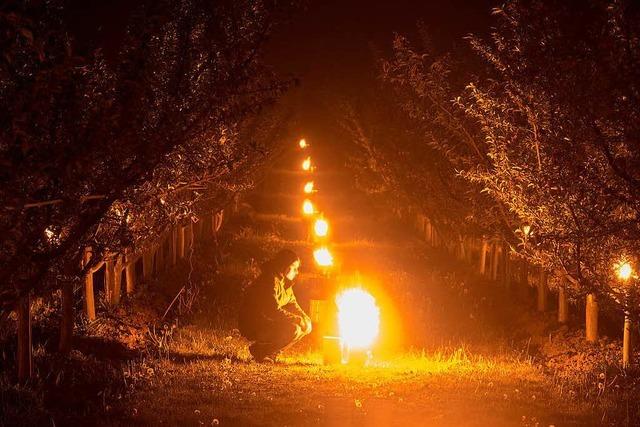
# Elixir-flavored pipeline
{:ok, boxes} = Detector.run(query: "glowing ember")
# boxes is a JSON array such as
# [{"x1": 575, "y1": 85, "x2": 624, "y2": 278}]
[
  {"x1": 313, "y1": 247, "x2": 333, "y2": 267},
  {"x1": 299, "y1": 139, "x2": 307, "y2": 148},
  {"x1": 336, "y1": 288, "x2": 380, "y2": 350},
  {"x1": 616, "y1": 260, "x2": 633, "y2": 281},
  {"x1": 302, "y1": 199, "x2": 315, "y2": 215},
  {"x1": 302, "y1": 156, "x2": 311, "y2": 171},
  {"x1": 314, "y1": 217, "x2": 329, "y2": 237},
  {"x1": 304, "y1": 181, "x2": 314, "y2": 194}
]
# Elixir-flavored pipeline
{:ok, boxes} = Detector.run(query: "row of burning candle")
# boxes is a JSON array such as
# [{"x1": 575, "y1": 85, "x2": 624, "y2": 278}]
[
  {"x1": 298, "y1": 139, "x2": 334, "y2": 268},
  {"x1": 297, "y1": 138, "x2": 380, "y2": 356}
]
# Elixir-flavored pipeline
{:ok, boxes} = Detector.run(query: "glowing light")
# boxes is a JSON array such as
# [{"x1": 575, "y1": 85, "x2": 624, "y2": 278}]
[
  {"x1": 336, "y1": 288, "x2": 380, "y2": 349},
  {"x1": 314, "y1": 218, "x2": 329, "y2": 237},
  {"x1": 313, "y1": 247, "x2": 333, "y2": 267},
  {"x1": 302, "y1": 199, "x2": 315, "y2": 215},
  {"x1": 304, "y1": 181, "x2": 314, "y2": 194},
  {"x1": 299, "y1": 139, "x2": 307, "y2": 149},
  {"x1": 522, "y1": 224, "x2": 531, "y2": 237},
  {"x1": 616, "y1": 260, "x2": 633, "y2": 281},
  {"x1": 302, "y1": 156, "x2": 311, "y2": 171}
]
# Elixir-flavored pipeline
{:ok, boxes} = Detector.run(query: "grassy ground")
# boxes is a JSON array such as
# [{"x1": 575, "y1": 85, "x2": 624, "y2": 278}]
[{"x1": 3, "y1": 148, "x2": 639, "y2": 426}]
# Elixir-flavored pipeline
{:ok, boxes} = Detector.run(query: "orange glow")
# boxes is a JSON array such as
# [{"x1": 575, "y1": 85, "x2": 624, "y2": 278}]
[
  {"x1": 302, "y1": 156, "x2": 311, "y2": 171},
  {"x1": 299, "y1": 139, "x2": 307, "y2": 148},
  {"x1": 304, "y1": 181, "x2": 314, "y2": 194},
  {"x1": 336, "y1": 288, "x2": 380, "y2": 350},
  {"x1": 313, "y1": 247, "x2": 333, "y2": 267},
  {"x1": 302, "y1": 199, "x2": 315, "y2": 215},
  {"x1": 314, "y1": 217, "x2": 329, "y2": 237}
]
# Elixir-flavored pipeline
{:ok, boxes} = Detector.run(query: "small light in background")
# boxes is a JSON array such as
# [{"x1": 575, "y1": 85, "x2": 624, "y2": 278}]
[
  {"x1": 616, "y1": 259, "x2": 633, "y2": 281},
  {"x1": 299, "y1": 139, "x2": 307, "y2": 149}
]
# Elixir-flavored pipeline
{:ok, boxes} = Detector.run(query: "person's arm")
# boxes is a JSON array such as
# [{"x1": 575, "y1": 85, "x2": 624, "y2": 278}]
[
  {"x1": 263, "y1": 277, "x2": 303, "y2": 324},
  {"x1": 284, "y1": 292, "x2": 312, "y2": 333}
]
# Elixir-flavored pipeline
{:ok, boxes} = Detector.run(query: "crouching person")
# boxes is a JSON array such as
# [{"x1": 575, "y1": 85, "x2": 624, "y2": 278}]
[{"x1": 239, "y1": 249, "x2": 312, "y2": 362}]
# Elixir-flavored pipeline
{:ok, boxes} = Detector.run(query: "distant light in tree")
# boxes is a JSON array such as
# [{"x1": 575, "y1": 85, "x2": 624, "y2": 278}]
[
  {"x1": 44, "y1": 227, "x2": 55, "y2": 243},
  {"x1": 302, "y1": 156, "x2": 312, "y2": 171},
  {"x1": 616, "y1": 260, "x2": 633, "y2": 281},
  {"x1": 304, "y1": 181, "x2": 314, "y2": 194},
  {"x1": 313, "y1": 247, "x2": 333, "y2": 267},
  {"x1": 314, "y1": 217, "x2": 329, "y2": 237},
  {"x1": 299, "y1": 139, "x2": 307, "y2": 149},
  {"x1": 302, "y1": 199, "x2": 315, "y2": 215},
  {"x1": 522, "y1": 224, "x2": 531, "y2": 237}
]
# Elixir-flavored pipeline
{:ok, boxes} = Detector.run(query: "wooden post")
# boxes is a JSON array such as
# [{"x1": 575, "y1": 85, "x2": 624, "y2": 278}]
[
  {"x1": 83, "y1": 249, "x2": 96, "y2": 321},
  {"x1": 479, "y1": 238, "x2": 488, "y2": 275},
  {"x1": 537, "y1": 269, "x2": 547, "y2": 312},
  {"x1": 142, "y1": 249, "x2": 153, "y2": 281},
  {"x1": 105, "y1": 259, "x2": 115, "y2": 304},
  {"x1": 558, "y1": 286, "x2": 568, "y2": 323},
  {"x1": 59, "y1": 280, "x2": 74, "y2": 354},
  {"x1": 623, "y1": 313, "x2": 632, "y2": 368},
  {"x1": 125, "y1": 255, "x2": 136, "y2": 295},
  {"x1": 17, "y1": 294, "x2": 32, "y2": 382},
  {"x1": 172, "y1": 226, "x2": 178, "y2": 265},
  {"x1": 586, "y1": 293, "x2": 598, "y2": 342},
  {"x1": 178, "y1": 224, "x2": 186, "y2": 259},
  {"x1": 491, "y1": 242, "x2": 500, "y2": 280},
  {"x1": 112, "y1": 256, "x2": 122, "y2": 305}
]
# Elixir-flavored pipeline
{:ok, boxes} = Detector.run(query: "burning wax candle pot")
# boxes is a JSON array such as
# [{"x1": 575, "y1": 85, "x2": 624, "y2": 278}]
[
  {"x1": 302, "y1": 156, "x2": 312, "y2": 171},
  {"x1": 313, "y1": 247, "x2": 333, "y2": 267},
  {"x1": 336, "y1": 288, "x2": 380, "y2": 351},
  {"x1": 299, "y1": 138, "x2": 307, "y2": 149},
  {"x1": 302, "y1": 199, "x2": 315, "y2": 215},
  {"x1": 314, "y1": 217, "x2": 329, "y2": 237},
  {"x1": 304, "y1": 181, "x2": 314, "y2": 194}
]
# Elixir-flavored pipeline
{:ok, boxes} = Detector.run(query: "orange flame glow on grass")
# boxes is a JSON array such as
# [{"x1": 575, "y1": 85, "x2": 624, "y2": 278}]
[
  {"x1": 304, "y1": 181, "x2": 314, "y2": 194},
  {"x1": 314, "y1": 217, "x2": 329, "y2": 237},
  {"x1": 302, "y1": 199, "x2": 315, "y2": 215},
  {"x1": 313, "y1": 247, "x2": 333, "y2": 267},
  {"x1": 302, "y1": 156, "x2": 311, "y2": 171},
  {"x1": 336, "y1": 288, "x2": 380, "y2": 350}
]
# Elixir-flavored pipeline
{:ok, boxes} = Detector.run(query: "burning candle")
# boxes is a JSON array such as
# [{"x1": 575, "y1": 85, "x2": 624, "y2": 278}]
[
  {"x1": 302, "y1": 156, "x2": 311, "y2": 171},
  {"x1": 302, "y1": 199, "x2": 315, "y2": 215},
  {"x1": 336, "y1": 288, "x2": 379, "y2": 350},
  {"x1": 313, "y1": 247, "x2": 333, "y2": 267},
  {"x1": 304, "y1": 181, "x2": 314, "y2": 194},
  {"x1": 314, "y1": 217, "x2": 329, "y2": 237}
]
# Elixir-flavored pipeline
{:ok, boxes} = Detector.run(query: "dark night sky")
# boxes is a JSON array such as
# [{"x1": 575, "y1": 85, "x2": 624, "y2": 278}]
[{"x1": 263, "y1": 0, "x2": 495, "y2": 141}]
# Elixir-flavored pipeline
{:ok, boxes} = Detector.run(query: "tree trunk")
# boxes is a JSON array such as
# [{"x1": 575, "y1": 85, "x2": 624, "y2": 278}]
[
  {"x1": 491, "y1": 243, "x2": 500, "y2": 281},
  {"x1": 623, "y1": 314, "x2": 632, "y2": 368},
  {"x1": 17, "y1": 295, "x2": 32, "y2": 382},
  {"x1": 59, "y1": 280, "x2": 74, "y2": 354},
  {"x1": 178, "y1": 224, "x2": 186, "y2": 259},
  {"x1": 83, "y1": 249, "x2": 96, "y2": 321},
  {"x1": 586, "y1": 293, "x2": 598, "y2": 342},
  {"x1": 172, "y1": 226, "x2": 178, "y2": 265},
  {"x1": 537, "y1": 269, "x2": 547, "y2": 312},
  {"x1": 502, "y1": 242, "x2": 511, "y2": 289},
  {"x1": 142, "y1": 249, "x2": 153, "y2": 281}
]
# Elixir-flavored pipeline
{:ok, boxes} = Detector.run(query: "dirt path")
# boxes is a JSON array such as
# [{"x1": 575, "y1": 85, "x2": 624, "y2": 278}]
[{"x1": 107, "y1": 145, "x2": 599, "y2": 426}]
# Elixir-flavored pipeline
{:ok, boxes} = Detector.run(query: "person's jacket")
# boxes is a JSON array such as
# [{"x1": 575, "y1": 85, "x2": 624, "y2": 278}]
[{"x1": 239, "y1": 271, "x2": 306, "y2": 328}]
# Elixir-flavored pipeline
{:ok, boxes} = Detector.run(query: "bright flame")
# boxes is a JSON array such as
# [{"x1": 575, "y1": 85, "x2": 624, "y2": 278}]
[
  {"x1": 299, "y1": 139, "x2": 307, "y2": 149},
  {"x1": 616, "y1": 260, "x2": 633, "y2": 281},
  {"x1": 304, "y1": 181, "x2": 314, "y2": 194},
  {"x1": 302, "y1": 156, "x2": 311, "y2": 171},
  {"x1": 302, "y1": 199, "x2": 315, "y2": 215},
  {"x1": 314, "y1": 218, "x2": 329, "y2": 237},
  {"x1": 336, "y1": 288, "x2": 380, "y2": 349},
  {"x1": 313, "y1": 247, "x2": 333, "y2": 267}
]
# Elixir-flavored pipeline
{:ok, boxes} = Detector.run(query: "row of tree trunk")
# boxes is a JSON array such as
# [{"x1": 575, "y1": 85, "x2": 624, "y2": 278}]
[
  {"x1": 409, "y1": 210, "x2": 632, "y2": 369},
  {"x1": 15, "y1": 210, "x2": 225, "y2": 382}
]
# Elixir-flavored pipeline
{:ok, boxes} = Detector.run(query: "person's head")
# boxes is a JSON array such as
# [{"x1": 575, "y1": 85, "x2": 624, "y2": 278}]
[{"x1": 264, "y1": 249, "x2": 300, "y2": 281}]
